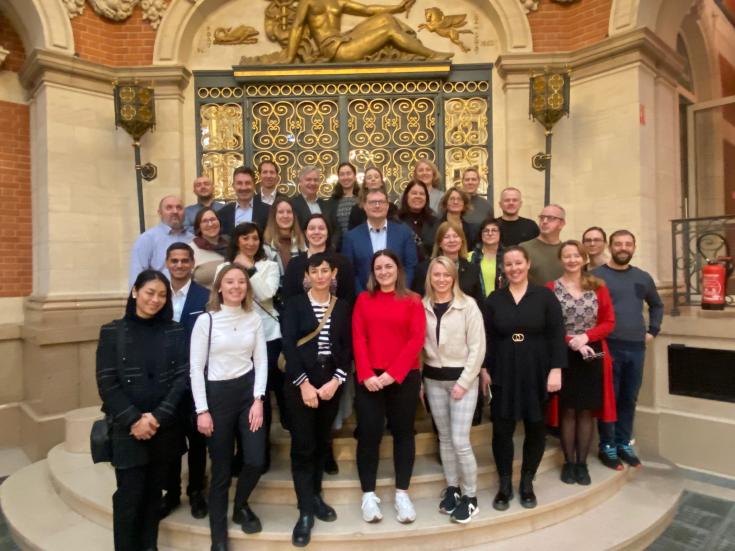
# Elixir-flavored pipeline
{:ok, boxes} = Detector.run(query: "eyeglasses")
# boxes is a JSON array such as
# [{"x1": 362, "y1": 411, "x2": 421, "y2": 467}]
[
  {"x1": 538, "y1": 214, "x2": 564, "y2": 222},
  {"x1": 367, "y1": 200, "x2": 388, "y2": 207},
  {"x1": 201, "y1": 218, "x2": 219, "y2": 225},
  {"x1": 583, "y1": 238, "x2": 604, "y2": 243},
  {"x1": 482, "y1": 228, "x2": 500, "y2": 234}
]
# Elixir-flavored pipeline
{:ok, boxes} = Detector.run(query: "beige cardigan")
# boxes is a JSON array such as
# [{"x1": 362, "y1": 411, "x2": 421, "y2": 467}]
[{"x1": 421, "y1": 293, "x2": 486, "y2": 390}]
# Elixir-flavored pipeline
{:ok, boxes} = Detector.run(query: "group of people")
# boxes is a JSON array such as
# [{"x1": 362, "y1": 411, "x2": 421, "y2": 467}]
[{"x1": 100, "y1": 160, "x2": 664, "y2": 551}]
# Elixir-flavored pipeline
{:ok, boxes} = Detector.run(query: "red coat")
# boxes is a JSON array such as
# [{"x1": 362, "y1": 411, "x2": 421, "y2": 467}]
[{"x1": 545, "y1": 282, "x2": 617, "y2": 424}]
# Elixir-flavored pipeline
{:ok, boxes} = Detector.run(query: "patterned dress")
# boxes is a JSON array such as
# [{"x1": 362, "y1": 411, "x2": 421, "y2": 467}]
[{"x1": 553, "y1": 280, "x2": 603, "y2": 410}]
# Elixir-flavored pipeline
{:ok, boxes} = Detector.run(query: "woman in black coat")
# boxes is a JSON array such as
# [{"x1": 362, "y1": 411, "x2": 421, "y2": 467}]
[
  {"x1": 397, "y1": 180, "x2": 439, "y2": 262},
  {"x1": 281, "y1": 253, "x2": 353, "y2": 546},
  {"x1": 484, "y1": 246, "x2": 566, "y2": 512},
  {"x1": 96, "y1": 270, "x2": 188, "y2": 551}
]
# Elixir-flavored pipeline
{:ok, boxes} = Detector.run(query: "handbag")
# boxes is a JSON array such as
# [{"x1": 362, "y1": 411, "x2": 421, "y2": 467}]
[
  {"x1": 90, "y1": 319, "x2": 126, "y2": 464},
  {"x1": 277, "y1": 296, "x2": 337, "y2": 372}
]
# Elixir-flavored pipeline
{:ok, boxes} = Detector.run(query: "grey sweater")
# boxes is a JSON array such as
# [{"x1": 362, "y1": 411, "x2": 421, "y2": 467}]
[{"x1": 592, "y1": 264, "x2": 664, "y2": 343}]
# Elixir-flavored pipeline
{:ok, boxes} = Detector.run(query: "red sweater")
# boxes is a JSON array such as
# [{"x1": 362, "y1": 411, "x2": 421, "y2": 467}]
[{"x1": 352, "y1": 290, "x2": 426, "y2": 384}]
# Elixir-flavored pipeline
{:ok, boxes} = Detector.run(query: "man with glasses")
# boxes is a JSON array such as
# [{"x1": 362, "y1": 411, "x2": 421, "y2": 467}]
[
  {"x1": 582, "y1": 226, "x2": 610, "y2": 268},
  {"x1": 342, "y1": 188, "x2": 417, "y2": 291},
  {"x1": 520, "y1": 204, "x2": 566, "y2": 285},
  {"x1": 495, "y1": 187, "x2": 539, "y2": 247}
]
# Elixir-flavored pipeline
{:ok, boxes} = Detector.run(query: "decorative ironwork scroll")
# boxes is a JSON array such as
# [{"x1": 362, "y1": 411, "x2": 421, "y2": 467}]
[
  {"x1": 202, "y1": 151, "x2": 244, "y2": 201},
  {"x1": 201, "y1": 103, "x2": 243, "y2": 152},
  {"x1": 444, "y1": 97, "x2": 489, "y2": 192}
]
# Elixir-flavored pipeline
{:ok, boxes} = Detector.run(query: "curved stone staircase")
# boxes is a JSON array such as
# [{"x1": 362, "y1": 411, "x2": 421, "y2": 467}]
[{"x1": 0, "y1": 407, "x2": 683, "y2": 550}]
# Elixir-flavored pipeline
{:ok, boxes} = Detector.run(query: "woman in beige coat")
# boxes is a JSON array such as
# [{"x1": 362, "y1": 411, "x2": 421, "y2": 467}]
[{"x1": 421, "y1": 256, "x2": 485, "y2": 525}]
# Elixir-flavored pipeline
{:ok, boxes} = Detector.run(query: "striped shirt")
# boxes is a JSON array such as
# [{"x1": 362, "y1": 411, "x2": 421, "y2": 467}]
[{"x1": 309, "y1": 295, "x2": 347, "y2": 384}]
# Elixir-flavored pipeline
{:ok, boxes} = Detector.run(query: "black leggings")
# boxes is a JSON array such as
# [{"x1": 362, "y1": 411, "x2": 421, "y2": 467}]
[
  {"x1": 355, "y1": 370, "x2": 421, "y2": 492},
  {"x1": 206, "y1": 373, "x2": 265, "y2": 545},
  {"x1": 491, "y1": 418, "x2": 546, "y2": 477}
]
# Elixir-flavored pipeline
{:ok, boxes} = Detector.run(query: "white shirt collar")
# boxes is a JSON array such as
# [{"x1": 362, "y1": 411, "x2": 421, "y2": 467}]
[
  {"x1": 368, "y1": 220, "x2": 388, "y2": 233},
  {"x1": 172, "y1": 279, "x2": 192, "y2": 298}
]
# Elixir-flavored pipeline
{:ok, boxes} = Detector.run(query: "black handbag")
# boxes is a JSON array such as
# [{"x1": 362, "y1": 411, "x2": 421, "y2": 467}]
[{"x1": 90, "y1": 319, "x2": 126, "y2": 464}]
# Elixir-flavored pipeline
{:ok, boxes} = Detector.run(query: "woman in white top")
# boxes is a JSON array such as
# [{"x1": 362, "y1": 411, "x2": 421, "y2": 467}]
[
  {"x1": 226, "y1": 222, "x2": 282, "y2": 472},
  {"x1": 190, "y1": 263, "x2": 268, "y2": 550},
  {"x1": 421, "y1": 256, "x2": 485, "y2": 524},
  {"x1": 190, "y1": 206, "x2": 229, "y2": 289}
]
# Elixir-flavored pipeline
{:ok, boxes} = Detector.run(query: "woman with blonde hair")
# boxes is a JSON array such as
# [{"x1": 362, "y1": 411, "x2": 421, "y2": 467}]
[
  {"x1": 421, "y1": 256, "x2": 485, "y2": 524},
  {"x1": 263, "y1": 196, "x2": 306, "y2": 280},
  {"x1": 190, "y1": 263, "x2": 268, "y2": 550},
  {"x1": 412, "y1": 158, "x2": 444, "y2": 213}
]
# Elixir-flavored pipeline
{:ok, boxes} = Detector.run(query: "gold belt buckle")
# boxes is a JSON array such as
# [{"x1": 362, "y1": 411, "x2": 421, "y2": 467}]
[{"x1": 512, "y1": 333, "x2": 525, "y2": 343}]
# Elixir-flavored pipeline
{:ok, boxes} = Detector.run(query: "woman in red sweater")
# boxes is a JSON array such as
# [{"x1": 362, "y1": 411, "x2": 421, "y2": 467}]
[
  {"x1": 546, "y1": 240, "x2": 616, "y2": 486},
  {"x1": 352, "y1": 249, "x2": 426, "y2": 525}
]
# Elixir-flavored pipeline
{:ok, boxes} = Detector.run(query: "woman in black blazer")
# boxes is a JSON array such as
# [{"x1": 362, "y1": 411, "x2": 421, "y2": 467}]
[
  {"x1": 96, "y1": 270, "x2": 188, "y2": 551},
  {"x1": 281, "y1": 252, "x2": 353, "y2": 547}
]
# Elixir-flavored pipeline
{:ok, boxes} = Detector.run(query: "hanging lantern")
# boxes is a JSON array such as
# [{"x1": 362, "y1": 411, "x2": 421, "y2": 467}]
[
  {"x1": 528, "y1": 69, "x2": 571, "y2": 131},
  {"x1": 113, "y1": 81, "x2": 156, "y2": 141}
]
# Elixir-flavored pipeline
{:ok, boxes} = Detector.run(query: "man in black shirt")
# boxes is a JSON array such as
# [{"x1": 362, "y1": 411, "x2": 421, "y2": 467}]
[{"x1": 495, "y1": 187, "x2": 540, "y2": 247}]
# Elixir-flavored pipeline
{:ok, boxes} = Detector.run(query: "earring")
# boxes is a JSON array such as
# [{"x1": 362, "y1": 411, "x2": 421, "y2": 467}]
[{"x1": 132, "y1": 294, "x2": 138, "y2": 299}]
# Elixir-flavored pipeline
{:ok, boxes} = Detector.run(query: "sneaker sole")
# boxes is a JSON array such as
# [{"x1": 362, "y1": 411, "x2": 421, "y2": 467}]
[
  {"x1": 396, "y1": 516, "x2": 416, "y2": 524},
  {"x1": 450, "y1": 507, "x2": 479, "y2": 524},
  {"x1": 362, "y1": 514, "x2": 382, "y2": 523},
  {"x1": 438, "y1": 507, "x2": 456, "y2": 515}
]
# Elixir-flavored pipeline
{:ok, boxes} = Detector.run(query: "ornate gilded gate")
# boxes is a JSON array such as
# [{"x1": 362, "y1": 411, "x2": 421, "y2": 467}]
[{"x1": 195, "y1": 65, "x2": 492, "y2": 201}]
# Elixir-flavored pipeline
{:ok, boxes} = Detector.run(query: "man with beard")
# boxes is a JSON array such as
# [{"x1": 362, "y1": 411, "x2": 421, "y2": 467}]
[
  {"x1": 592, "y1": 230, "x2": 663, "y2": 470},
  {"x1": 183, "y1": 176, "x2": 224, "y2": 233},
  {"x1": 129, "y1": 195, "x2": 193, "y2": 288}
]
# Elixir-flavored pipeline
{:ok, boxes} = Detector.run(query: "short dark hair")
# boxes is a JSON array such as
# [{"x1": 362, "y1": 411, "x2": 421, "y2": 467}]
[
  {"x1": 166, "y1": 242, "x2": 194, "y2": 260},
  {"x1": 305, "y1": 251, "x2": 336, "y2": 273},
  {"x1": 583, "y1": 226, "x2": 607, "y2": 242},
  {"x1": 233, "y1": 166, "x2": 256, "y2": 181},
  {"x1": 126, "y1": 270, "x2": 173, "y2": 321},
  {"x1": 502, "y1": 245, "x2": 529, "y2": 262},
  {"x1": 365, "y1": 187, "x2": 388, "y2": 202},
  {"x1": 227, "y1": 222, "x2": 266, "y2": 262},
  {"x1": 477, "y1": 217, "x2": 502, "y2": 246},
  {"x1": 609, "y1": 229, "x2": 636, "y2": 246},
  {"x1": 258, "y1": 159, "x2": 279, "y2": 174}
]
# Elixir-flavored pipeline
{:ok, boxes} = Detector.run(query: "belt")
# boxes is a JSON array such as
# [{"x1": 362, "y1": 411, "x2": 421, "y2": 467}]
[{"x1": 511, "y1": 333, "x2": 525, "y2": 343}]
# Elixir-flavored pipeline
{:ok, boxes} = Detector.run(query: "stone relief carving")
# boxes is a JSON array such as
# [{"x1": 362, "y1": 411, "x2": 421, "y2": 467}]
[
  {"x1": 61, "y1": 0, "x2": 170, "y2": 29},
  {"x1": 520, "y1": 0, "x2": 539, "y2": 14},
  {"x1": 213, "y1": 25, "x2": 260, "y2": 45},
  {"x1": 0, "y1": 46, "x2": 9, "y2": 68},
  {"x1": 418, "y1": 8, "x2": 472, "y2": 53}
]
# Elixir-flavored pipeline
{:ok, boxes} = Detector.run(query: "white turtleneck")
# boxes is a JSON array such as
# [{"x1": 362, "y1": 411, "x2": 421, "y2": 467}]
[{"x1": 189, "y1": 304, "x2": 268, "y2": 413}]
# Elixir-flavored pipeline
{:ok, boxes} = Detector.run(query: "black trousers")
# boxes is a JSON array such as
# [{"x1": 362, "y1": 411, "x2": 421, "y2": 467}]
[
  {"x1": 491, "y1": 418, "x2": 546, "y2": 477},
  {"x1": 206, "y1": 372, "x2": 266, "y2": 545},
  {"x1": 355, "y1": 369, "x2": 421, "y2": 492},
  {"x1": 165, "y1": 397, "x2": 207, "y2": 498},
  {"x1": 263, "y1": 339, "x2": 289, "y2": 431},
  {"x1": 284, "y1": 381, "x2": 343, "y2": 513},
  {"x1": 113, "y1": 459, "x2": 172, "y2": 551}
]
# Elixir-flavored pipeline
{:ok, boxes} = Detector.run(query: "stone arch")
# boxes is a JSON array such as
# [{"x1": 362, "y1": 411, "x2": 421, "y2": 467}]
[
  {"x1": 678, "y1": 9, "x2": 718, "y2": 101},
  {"x1": 609, "y1": 0, "x2": 701, "y2": 50},
  {"x1": 0, "y1": 0, "x2": 74, "y2": 55},
  {"x1": 153, "y1": 0, "x2": 532, "y2": 66}
]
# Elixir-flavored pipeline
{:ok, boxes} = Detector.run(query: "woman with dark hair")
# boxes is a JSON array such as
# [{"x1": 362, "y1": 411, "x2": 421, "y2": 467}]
[
  {"x1": 329, "y1": 162, "x2": 360, "y2": 236},
  {"x1": 191, "y1": 206, "x2": 229, "y2": 288},
  {"x1": 468, "y1": 218, "x2": 505, "y2": 298},
  {"x1": 227, "y1": 223, "x2": 282, "y2": 468},
  {"x1": 347, "y1": 167, "x2": 398, "y2": 230},
  {"x1": 190, "y1": 263, "x2": 268, "y2": 550},
  {"x1": 352, "y1": 250, "x2": 426, "y2": 524},
  {"x1": 546, "y1": 240, "x2": 616, "y2": 486},
  {"x1": 412, "y1": 158, "x2": 444, "y2": 213},
  {"x1": 96, "y1": 270, "x2": 189, "y2": 551},
  {"x1": 281, "y1": 252, "x2": 353, "y2": 546},
  {"x1": 484, "y1": 246, "x2": 566, "y2": 511},
  {"x1": 262, "y1": 196, "x2": 306, "y2": 279},
  {"x1": 439, "y1": 186, "x2": 479, "y2": 249},
  {"x1": 398, "y1": 180, "x2": 439, "y2": 262}
]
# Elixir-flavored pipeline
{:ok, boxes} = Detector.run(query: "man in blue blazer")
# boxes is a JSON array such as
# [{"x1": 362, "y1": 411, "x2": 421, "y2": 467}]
[
  {"x1": 341, "y1": 188, "x2": 417, "y2": 292},
  {"x1": 217, "y1": 166, "x2": 270, "y2": 236},
  {"x1": 161, "y1": 243, "x2": 210, "y2": 520}
]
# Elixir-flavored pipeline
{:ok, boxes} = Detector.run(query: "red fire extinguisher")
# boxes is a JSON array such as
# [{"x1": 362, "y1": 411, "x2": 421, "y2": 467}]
[{"x1": 698, "y1": 233, "x2": 733, "y2": 310}]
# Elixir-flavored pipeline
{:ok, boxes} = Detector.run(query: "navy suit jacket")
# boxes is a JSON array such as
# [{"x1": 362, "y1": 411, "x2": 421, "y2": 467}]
[
  {"x1": 341, "y1": 220, "x2": 418, "y2": 293},
  {"x1": 180, "y1": 281, "x2": 210, "y2": 344},
  {"x1": 217, "y1": 197, "x2": 270, "y2": 238}
]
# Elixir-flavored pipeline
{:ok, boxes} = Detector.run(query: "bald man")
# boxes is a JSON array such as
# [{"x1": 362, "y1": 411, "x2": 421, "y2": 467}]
[
  {"x1": 128, "y1": 195, "x2": 194, "y2": 288},
  {"x1": 183, "y1": 176, "x2": 224, "y2": 232}
]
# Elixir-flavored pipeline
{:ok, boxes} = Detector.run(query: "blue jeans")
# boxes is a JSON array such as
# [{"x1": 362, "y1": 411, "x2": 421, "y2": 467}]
[{"x1": 598, "y1": 340, "x2": 646, "y2": 449}]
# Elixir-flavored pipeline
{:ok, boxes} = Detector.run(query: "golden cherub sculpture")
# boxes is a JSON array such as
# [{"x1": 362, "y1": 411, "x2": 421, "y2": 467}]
[{"x1": 418, "y1": 7, "x2": 471, "y2": 53}]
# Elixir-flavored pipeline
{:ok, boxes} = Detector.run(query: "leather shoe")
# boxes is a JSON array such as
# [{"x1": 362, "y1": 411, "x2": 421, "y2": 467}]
[
  {"x1": 519, "y1": 471, "x2": 537, "y2": 509},
  {"x1": 492, "y1": 475, "x2": 513, "y2": 511},
  {"x1": 233, "y1": 504, "x2": 262, "y2": 534},
  {"x1": 189, "y1": 490, "x2": 208, "y2": 519},
  {"x1": 292, "y1": 513, "x2": 314, "y2": 547},
  {"x1": 313, "y1": 495, "x2": 337, "y2": 522},
  {"x1": 158, "y1": 494, "x2": 180, "y2": 519}
]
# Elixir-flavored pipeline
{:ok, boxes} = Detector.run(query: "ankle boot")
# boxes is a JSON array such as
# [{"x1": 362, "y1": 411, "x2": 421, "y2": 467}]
[
  {"x1": 519, "y1": 471, "x2": 537, "y2": 509},
  {"x1": 492, "y1": 475, "x2": 513, "y2": 511}
]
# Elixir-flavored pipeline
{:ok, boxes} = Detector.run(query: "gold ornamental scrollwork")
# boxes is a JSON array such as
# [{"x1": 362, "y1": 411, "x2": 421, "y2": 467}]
[
  {"x1": 445, "y1": 146, "x2": 488, "y2": 193},
  {"x1": 348, "y1": 147, "x2": 436, "y2": 199},
  {"x1": 444, "y1": 97, "x2": 488, "y2": 147},
  {"x1": 200, "y1": 103, "x2": 243, "y2": 152},
  {"x1": 202, "y1": 151, "x2": 244, "y2": 201}
]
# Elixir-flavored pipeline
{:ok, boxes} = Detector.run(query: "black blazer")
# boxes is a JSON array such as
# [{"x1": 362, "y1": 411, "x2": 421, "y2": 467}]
[
  {"x1": 281, "y1": 294, "x2": 353, "y2": 388},
  {"x1": 411, "y1": 257, "x2": 484, "y2": 307},
  {"x1": 217, "y1": 197, "x2": 270, "y2": 237},
  {"x1": 290, "y1": 194, "x2": 333, "y2": 230},
  {"x1": 440, "y1": 214, "x2": 480, "y2": 250},
  {"x1": 180, "y1": 281, "x2": 210, "y2": 343},
  {"x1": 282, "y1": 251, "x2": 356, "y2": 307}
]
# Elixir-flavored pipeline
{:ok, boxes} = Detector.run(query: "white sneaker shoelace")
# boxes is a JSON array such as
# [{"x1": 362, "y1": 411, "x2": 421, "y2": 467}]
[
  {"x1": 394, "y1": 491, "x2": 416, "y2": 524},
  {"x1": 361, "y1": 492, "x2": 383, "y2": 523}
]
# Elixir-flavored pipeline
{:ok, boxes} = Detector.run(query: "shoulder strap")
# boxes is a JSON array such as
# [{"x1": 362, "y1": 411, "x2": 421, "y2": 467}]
[
  {"x1": 297, "y1": 296, "x2": 337, "y2": 348},
  {"x1": 204, "y1": 313, "x2": 213, "y2": 382},
  {"x1": 253, "y1": 297, "x2": 279, "y2": 322}
]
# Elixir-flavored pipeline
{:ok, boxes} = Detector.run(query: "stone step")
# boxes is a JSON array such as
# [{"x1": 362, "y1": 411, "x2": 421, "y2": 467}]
[{"x1": 1, "y1": 452, "x2": 682, "y2": 551}]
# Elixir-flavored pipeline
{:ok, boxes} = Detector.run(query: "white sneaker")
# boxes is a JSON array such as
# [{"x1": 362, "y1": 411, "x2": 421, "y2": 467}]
[
  {"x1": 394, "y1": 491, "x2": 416, "y2": 524},
  {"x1": 361, "y1": 492, "x2": 383, "y2": 523}
]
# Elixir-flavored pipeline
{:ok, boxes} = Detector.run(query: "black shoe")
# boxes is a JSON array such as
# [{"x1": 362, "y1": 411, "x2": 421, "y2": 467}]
[
  {"x1": 560, "y1": 462, "x2": 576, "y2": 485},
  {"x1": 292, "y1": 513, "x2": 314, "y2": 547},
  {"x1": 158, "y1": 494, "x2": 180, "y2": 519},
  {"x1": 313, "y1": 495, "x2": 337, "y2": 522},
  {"x1": 233, "y1": 504, "x2": 262, "y2": 534},
  {"x1": 450, "y1": 495, "x2": 479, "y2": 524},
  {"x1": 492, "y1": 475, "x2": 513, "y2": 511},
  {"x1": 598, "y1": 445, "x2": 624, "y2": 471},
  {"x1": 519, "y1": 472, "x2": 537, "y2": 509},
  {"x1": 575, "y1": 463, "x2": 591, "y2": 485},
  {"x1": 210, "y1": 543, "x2": 227, "y2": 551},
  {"x1": 189, "y1": 490, "x2": 208, "y2": 519},
  {"x1": 438, "y1": 485, "x2": 461, "y2": 514},
  {"x1": 324, "y1": 444, "x2": 339, "y2": 475}
]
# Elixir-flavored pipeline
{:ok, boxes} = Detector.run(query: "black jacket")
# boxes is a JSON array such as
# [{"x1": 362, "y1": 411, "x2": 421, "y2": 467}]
[
  {"x1": 281, "y1": 294, "x2": 353, "y2": 388},
  {"x1": 217, "y1": 197, "x2": 270, "y2": 237},
  {"x1": 412, "y1": 257, "x2": 484, "y2": 307},
  {"x1": 469, "y1": 245, "x2": 507, "y2": 297}
]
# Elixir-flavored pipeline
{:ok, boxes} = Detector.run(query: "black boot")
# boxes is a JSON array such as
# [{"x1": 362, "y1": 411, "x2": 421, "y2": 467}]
[
  {"x1": 519, "y1": 471, "x2": 537, "y2": 509},
  {"x1": 292, "y1": 513, "x2": 314, "y2": 547},
  {"x1": 324, "y1": 440, "x2": 338, "y2": 475},
  {"x1": 189, "y1": 490, "x2": 208, "y2": 519},
  {"x1": 492, "y1": 475, "x2": 513, "y2": 511},
  {"x1": 313, "y1": 495, "x2": 337, "y2": 522}
]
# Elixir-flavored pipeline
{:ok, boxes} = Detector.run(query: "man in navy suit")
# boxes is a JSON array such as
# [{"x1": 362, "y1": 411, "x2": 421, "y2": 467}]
[
  {"x1": 217, "y1": 166, "x2": 270, "y2": 236},
  {"x1": 160, "y1": 243, "x2": 210, "y2": 520},
  {"x1": 341, "y1": 187, "x2": 417, "y2": 292}
]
